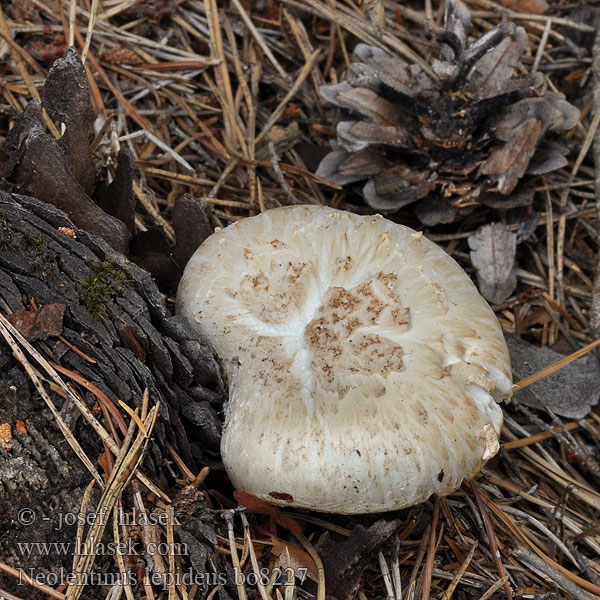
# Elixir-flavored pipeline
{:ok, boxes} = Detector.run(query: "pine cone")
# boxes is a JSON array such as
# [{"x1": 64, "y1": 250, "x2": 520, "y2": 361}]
[{"x1": 317, "y1": 0, "x2": 579, "y2": 224}]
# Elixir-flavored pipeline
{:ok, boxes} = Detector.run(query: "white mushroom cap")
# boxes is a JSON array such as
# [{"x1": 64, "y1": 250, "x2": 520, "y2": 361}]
[{"x1": 176, "y1": 205, "x2": 512, "y2": 514}]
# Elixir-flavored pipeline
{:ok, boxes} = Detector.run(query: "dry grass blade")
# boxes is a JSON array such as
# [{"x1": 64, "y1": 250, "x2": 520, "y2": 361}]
[
  {"x1": 556, "y1": 108, "x2": 600, "y2": 304},
  {"x1": 133, "y1": 180, "x2": 176, "y2": 243},
  {"x1": 65, "y1": 403, "x2": 160, "y2": 600},
  {"x1": 479, "y1": 575, "x2": 509, "y2": 600},
  {"x1": 480, "y1": 491, "x2": 600, "y2": 596},
  {"x1": 165, "y1": 505, "x2": 178, "y2": 600},
  {"x1": 230, "y1": 0, "x2": 287, "y2": 79},
  {"x1": 255, "y1": 49, "x2": 321, "y2": 146},
  {"x1": 0, "y1": 313, "x2": 119, "y2": 448},
  {"x1": 0, "y1": 314, "x2": 104, "y2": 486},
  {"x1": 241, "y1": 513, "x2": 270, "y2": 600},
  {"x1": 72, "y1": 479, "x2": 96, "y2": 575},
  {"x1": 469, "y1": 483, "x2": 512, "y2": 600},
  {"x1": 421, "y1": 498, "x2": 439, "y2": 600},
  {"x1": 281, "y1": 0, "x2": 435, "y2": 77},
  {"x1": 112, "y1": 501, "x2": 137, "y2": 600},
  {"x1": 0, "y1": 6, "x2": 45, "y2": 77},
  {"x1": 502, "y1": 420, "x2": 582, "y2": 450},
  {"x1": 0, "y1": 561, "x2": 65, "y2": 599},
  {"x1": 513, "y1": 547, "x2": 598, "y2": 600},
  {"x1": 73, "y1": 26, "x2": 150, "y2": 130},
  {"x1": 440, "y1": 541, "x2": 477, "y2": 600},
  {"x1": 223, "y1": 511, "x2": 248, "y2": 600},
  {"x1": 295, "y1": 530, "x2": 326, "y2": 600},
  {"x1": 50, "y1": 360, "x2": 128, "y2": 434},
  {"x1": 80, "y1": 0, "x2": 98, "y2": 63}
]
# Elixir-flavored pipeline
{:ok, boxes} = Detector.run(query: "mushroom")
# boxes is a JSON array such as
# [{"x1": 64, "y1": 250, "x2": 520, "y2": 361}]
[{"x1": 176, "y1": 205, "x2": 512, "y2": 514}]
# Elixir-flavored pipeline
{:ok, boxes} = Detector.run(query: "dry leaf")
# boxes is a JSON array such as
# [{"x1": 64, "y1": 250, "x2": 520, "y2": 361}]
[
  {"x1": 7, "y1": 303, "x2": 66, "y2": 340},
  {"x1": 468, "y1": 223, "x2": 517, "y2": 304},
  {"x1": 233, "y1": 491, "x2": 301, "y2": 535},
  {"x1": 261, "y1": 531, "x2": 318, "y2": 582},
  {"x1": 97, "y1": 449, "x2": 112, "y2": 475},
  {"x1": 506, "y1": 333, "x2": 600, "y2": 418},
  {"x1": 316, "y1": 519, "x2": 402, "y2": 600}
]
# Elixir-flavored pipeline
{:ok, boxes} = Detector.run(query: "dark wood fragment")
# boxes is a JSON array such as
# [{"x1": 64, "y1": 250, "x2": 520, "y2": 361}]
[{"x1": 0, "y1": 191, "x2": 225, "y2": 598}]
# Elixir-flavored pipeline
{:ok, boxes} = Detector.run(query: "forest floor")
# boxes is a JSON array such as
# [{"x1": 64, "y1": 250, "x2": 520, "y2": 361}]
[{"x1": 1, "y1": 0, "x2": 600, "y2": 599}]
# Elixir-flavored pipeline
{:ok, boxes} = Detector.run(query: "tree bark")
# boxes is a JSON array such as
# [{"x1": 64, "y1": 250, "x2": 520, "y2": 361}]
[{"x1": 0, "y1": 192, "x2": 225, "y2": 598}]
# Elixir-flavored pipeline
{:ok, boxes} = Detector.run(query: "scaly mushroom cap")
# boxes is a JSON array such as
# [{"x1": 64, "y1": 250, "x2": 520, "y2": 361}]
[{"x1": 177, "y1": 205, "x2": 512, "y2": 514}]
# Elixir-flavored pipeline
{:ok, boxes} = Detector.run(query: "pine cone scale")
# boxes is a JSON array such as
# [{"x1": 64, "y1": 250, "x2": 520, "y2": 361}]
[{"x1": 317, "y1": 0, "x2": 580, "y2": 221}]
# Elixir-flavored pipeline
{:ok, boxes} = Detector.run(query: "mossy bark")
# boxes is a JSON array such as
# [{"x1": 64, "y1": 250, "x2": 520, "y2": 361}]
[{"x1": 0, "y1": 192, "x2": 225, "y2": 598}]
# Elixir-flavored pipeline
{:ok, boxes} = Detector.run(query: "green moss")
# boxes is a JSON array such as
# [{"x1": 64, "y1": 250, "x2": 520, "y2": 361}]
[
  {"x1": 22, "y1": 231, "x2": 57, "y2": 283},
  {"x1": 81, "y1": 261, "x2": 131, "y2": 320},
  {"x1": 24, "y1": 234, "x2": 45, "y2": 255},
  {"x1": 0, "y1": 219, "x2": 56, "y2": 278}
]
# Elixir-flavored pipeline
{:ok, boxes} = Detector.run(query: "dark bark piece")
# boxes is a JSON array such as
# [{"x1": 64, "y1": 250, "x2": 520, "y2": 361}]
[
  {"x1": 42, "y1": 47, "x2": 96, "y2": 195},
  {"x1": 0, "y1": 355, "x2": 102, "y2": 599},
  {"x1": 12, "y1": 126, "x2": 130, "y2": 254},
  {"x1": 173, "y1": 194, "x2": 213, "y2": 269},
  {"x1": 0, "y1": 191, "x2": 226, "y2": 596},
  {"x1": 95, "y1": 147, "x2": 136, "y2": 234},
  {"x1": 317, "y1": 519, "x2": 402, "y2": 600},
  {"x1": 130, "y1": 228, "x2": 181, "y2": 289},
  {"x1": 0, "y1": 189, "x2": 224, "y2": 465},
  {"x1": 116, "y1": 322, "x2": 148, "y2": 362},
  {"x1": 178, "y1": 399, "x2": 222, "y2": 449},
  {"x1": 0, "y1": 100, "x2": 43, "y2": 182}
]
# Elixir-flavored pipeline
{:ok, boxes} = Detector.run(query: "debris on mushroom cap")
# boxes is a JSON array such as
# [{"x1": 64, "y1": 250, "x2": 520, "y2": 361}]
[{"x1": 176, "y1": 205, "x2": 512, "y2": 514}]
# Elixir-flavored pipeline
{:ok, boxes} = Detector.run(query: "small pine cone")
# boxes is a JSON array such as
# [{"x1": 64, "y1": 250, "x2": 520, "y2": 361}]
[
  {"x1": 102, "y1": 47, "x2": 143, "y2": 66},
  {"x1": 317, "y1": 0, "x2": 579, "y2": 224}
]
